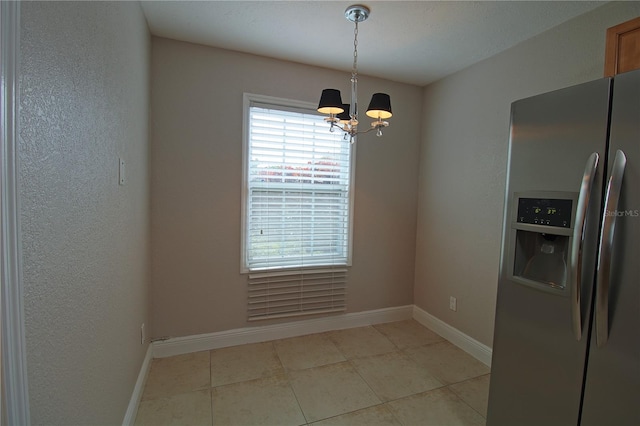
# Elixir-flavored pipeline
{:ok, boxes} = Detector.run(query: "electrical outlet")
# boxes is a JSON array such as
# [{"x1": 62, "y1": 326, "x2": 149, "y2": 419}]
[
  {"x1": 141, "y1": 323, "x2": 145, "y2": 345},
  {"x1": 119, "y1": 158, "x2": 126, "y2": 185},
  {"x1": 449, "y1": 296, "x2": 457, "y2": 312}
]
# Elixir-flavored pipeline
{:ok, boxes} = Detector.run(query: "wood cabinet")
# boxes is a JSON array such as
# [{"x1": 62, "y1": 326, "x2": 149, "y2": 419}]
[{"x1": 604, "y1": 16, "x2": 640, "y2": 77}]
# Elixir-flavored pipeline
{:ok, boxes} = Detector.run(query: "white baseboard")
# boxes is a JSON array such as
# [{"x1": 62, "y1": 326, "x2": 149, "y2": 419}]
[
  {"x1": 412, "y1": 305, "x2": 492, "y2": 367},
  {"x1": 152, "y1": 305, "x2": 413, "y2": 358},
  {"x1": 122, "y1": 344, "x2": 153, "y2": 426}
]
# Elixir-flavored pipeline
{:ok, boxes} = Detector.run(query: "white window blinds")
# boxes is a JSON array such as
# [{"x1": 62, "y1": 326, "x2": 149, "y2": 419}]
[
  {"x1": 242, "y1": 95, "x2": 354, "y2": 272},
  {"x1": 247, "y1": 268, "x2": 347, "y2": 321}
]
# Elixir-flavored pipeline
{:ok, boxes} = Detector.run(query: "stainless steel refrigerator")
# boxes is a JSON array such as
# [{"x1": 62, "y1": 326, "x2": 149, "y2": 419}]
[{"x1": 487, "y1": 68, "x2": 639, "y2": 426}]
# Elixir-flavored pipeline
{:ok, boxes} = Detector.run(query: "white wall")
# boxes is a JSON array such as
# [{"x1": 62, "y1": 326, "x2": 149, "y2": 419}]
[
  {"x1": 19, "y1": 2, "x2": 150, "y2": 423},
  {"x1": 414, "y1": 1, "x2": 640, "y2": 347},
  {"x1": 149, "y1": 38, "x2": 423, "y2": 338}
]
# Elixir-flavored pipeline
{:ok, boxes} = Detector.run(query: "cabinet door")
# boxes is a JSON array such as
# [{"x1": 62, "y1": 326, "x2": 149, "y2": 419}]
[{"x1": 604, "y1": 16, "x2": 640, "y2": 77}]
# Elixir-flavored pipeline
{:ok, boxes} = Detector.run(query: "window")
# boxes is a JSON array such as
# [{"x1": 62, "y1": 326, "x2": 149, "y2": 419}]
[{"x1": 242, "y1": 94, "x2": 354, "y2": 272}]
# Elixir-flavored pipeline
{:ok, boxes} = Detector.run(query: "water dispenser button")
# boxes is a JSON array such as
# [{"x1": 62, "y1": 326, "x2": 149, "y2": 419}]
[{"x1": 541, "y1": 243, "x2": 555, "y2": 254}]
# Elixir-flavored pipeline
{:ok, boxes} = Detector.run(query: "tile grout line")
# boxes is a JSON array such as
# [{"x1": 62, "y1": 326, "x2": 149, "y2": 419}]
[
  {"x1": 273, "y1": 343, "x2": 310, "y2": 425},
  {"x1": 446, "y1": 372, "x2": 491, "y2": 420},
  {"x1": 447, "y1": 385, "x2": 487, "y2": 421},
  {"x1": 283, "y1": 372, "x2": 309, "y2": 425},
  {"x1": 342, "y1": 355, "x2": 417, "y2": 426}
]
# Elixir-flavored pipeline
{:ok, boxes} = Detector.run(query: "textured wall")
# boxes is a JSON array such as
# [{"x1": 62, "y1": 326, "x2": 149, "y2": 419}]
[
  {"x1": 19, "y1": 2, "x2": 150, "y2": 423},
  {"x1": 414, "y1": 1, "x2": 640, "y2": 347},
  {"x1": 150, "y1": 38, "x2": 422, "y2": 338}
]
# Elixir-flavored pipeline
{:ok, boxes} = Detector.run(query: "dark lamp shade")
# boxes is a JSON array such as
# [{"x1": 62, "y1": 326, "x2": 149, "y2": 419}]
[
  {"x1": 337, "y1": 104, "x2": 351, "y2": 123},
  {"x1": 365, "y1": 93, "x2": 392, "y2": 119},
  {"x1": 317, "y1": 89, "x2": 344, "y2": 115}
]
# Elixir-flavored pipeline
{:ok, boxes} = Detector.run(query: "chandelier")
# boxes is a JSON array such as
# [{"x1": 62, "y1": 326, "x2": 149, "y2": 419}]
[{"x1": 317, "y1": 4, "x2": 392, "y2": 144}]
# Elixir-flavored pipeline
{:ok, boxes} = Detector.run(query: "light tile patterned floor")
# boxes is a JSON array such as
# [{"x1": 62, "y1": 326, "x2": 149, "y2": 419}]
[{"x1": 135, "y1": 320, "x2": 490, "y2": 426}]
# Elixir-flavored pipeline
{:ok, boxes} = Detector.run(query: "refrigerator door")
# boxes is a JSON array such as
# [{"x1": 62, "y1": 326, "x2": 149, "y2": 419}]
[
  {"x1": 487, "y1": 78, "x2": 611, "y2": 426},
  {"x1": 581, "y1": 69, "x2": 640, "y2": 426}
]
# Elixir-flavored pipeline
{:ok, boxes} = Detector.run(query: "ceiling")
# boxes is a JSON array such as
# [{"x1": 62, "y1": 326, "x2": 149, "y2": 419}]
[{"x1": 141, "y1": 1, "x2": 606, "y2": 86}]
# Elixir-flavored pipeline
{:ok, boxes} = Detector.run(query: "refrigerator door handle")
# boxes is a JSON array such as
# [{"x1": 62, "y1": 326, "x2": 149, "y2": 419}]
[
  {"x1": 596, "y1": 149, "x2": 627, "y2": 347},
  {"x1": 570, "y1": 152, "x2": 599, "y2": 340}
]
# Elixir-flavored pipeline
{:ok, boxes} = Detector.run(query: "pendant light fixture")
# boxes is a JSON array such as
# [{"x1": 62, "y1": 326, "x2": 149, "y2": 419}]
[{"x1": 317, "y1": 4, "x2": 392, "y2": 143}]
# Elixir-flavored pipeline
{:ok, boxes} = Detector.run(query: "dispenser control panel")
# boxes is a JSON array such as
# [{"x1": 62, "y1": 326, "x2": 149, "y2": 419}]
[{"x1": 517, "y1": 198, "x2": 572, "y2": 228}]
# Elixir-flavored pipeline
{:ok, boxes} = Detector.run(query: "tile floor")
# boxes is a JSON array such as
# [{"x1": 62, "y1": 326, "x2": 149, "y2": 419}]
[{"x1": 135, "y1": 320, "x2": 491, "y2": 426}]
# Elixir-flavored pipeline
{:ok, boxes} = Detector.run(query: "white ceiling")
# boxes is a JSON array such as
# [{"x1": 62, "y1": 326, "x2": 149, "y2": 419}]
[{"x1": 141, "y1": 1, "x2": 606, "y2": 86}]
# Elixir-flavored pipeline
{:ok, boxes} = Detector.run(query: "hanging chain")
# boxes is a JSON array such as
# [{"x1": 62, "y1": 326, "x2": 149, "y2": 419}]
[
  {"x1": 352, "y1": 21, "x2": 359, "y2": 77},
  {"x1": 349, "y1": 19, "x2": 360, "y2": 135}
]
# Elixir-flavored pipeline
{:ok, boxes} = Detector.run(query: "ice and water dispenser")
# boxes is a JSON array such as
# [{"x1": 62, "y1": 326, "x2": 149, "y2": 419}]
[{"x1": 508, "y1": 192, "x2": 577, "y2": 293}]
